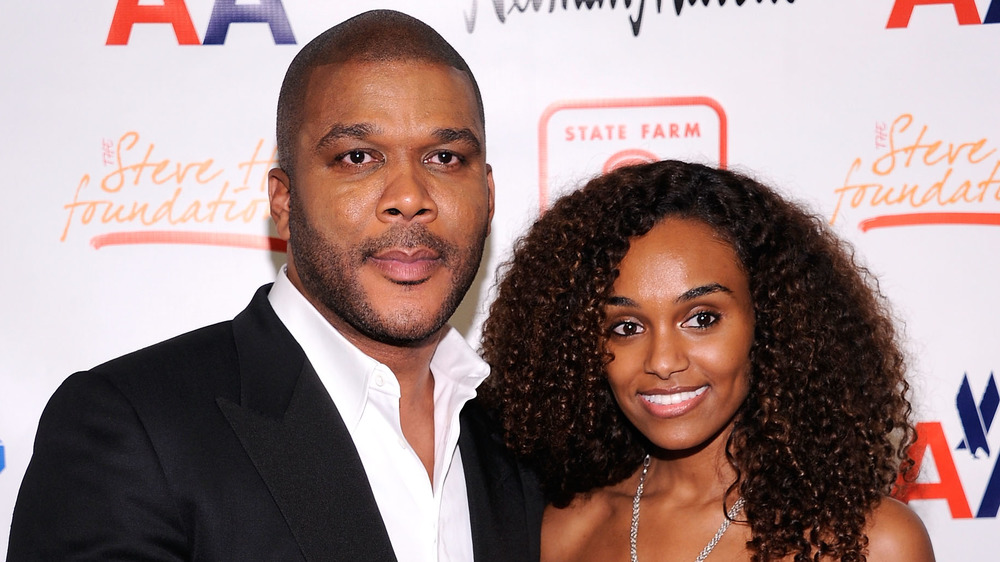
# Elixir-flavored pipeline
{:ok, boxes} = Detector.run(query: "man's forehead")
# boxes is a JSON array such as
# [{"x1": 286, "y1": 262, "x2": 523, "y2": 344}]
[
  {"x1": 303, "y1": 58, "x2": 472, "y2": 91},
  {"x1": 299, "y1": 59, "x2": 483, "y2": 127}
]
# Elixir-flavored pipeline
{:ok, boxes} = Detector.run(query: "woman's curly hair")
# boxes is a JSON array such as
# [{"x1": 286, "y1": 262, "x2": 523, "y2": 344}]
[{"x1": 479, "y1": 160, "x2": 915, "y2": 561}]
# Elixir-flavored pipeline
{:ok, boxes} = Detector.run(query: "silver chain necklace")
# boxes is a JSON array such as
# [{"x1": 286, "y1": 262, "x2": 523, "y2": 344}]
[{"x1": 630, "y1": 454, "x2": 746, "y2": 562}]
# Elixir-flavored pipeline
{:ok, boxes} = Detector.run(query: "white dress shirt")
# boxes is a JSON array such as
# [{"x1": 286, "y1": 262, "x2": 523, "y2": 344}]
[{"x1": 267, "y1": 267, "x2": 489, "y2": 562}]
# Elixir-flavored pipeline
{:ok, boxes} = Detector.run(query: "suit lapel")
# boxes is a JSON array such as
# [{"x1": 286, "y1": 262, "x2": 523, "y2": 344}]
[
  {"x1": 218, "y1": 286, "x2": 397, "y2": 562},
  {"x1": 460, "y1": 402, "x2": 543, "y2": 562}
]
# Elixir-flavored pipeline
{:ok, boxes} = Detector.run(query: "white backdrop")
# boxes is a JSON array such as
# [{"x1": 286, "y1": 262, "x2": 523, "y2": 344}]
[{"x1": 2, "y1": 1, "x2": 999, "y2": 558}]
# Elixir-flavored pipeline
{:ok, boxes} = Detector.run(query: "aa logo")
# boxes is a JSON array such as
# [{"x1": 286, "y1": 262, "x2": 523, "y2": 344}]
[
  {"x1": 957, "y1": 373, "x2": 999, "y2": 458},
  {"x1": 887, "y1": 0, "x2": 1000, "y2": 27},
  {"x1": 900, "y1": 372, "x2": 1000, "y2": 518},
  {"x1": 107, "y1": 0, "x2": 295, "y2": 45}
]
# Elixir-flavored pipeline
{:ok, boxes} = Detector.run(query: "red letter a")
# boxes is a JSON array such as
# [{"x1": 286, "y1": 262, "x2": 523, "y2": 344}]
[
  {"x1": 895, "y1": 421, "x2": 974, "y2": 518},
  {"x1": 106, "y1": 0, "x2": 200, "y2": 45},
  {"x1": 887, "y1": 0, "x2": 983, "y2": 28}
]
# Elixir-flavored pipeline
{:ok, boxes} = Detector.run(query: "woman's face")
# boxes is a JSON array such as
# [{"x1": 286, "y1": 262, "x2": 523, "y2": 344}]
[{"x1": 604, "y1": 217, "x2": 754, "y2": 454}]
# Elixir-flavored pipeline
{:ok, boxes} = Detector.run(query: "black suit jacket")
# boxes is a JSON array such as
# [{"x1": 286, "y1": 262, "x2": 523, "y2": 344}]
[{"x1": 8, "y1": 285, "x2": 542, "y2": 561}]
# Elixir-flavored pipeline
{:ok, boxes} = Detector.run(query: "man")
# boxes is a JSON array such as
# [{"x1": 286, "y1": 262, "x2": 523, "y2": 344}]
[{"x1": 8, "y1": 10, "x2": 541, "y2": 561}]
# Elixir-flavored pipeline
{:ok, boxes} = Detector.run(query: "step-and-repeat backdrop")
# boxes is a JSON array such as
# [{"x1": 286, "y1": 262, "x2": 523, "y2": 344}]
[{"x1": 2, "y1": 1, "x2": 997, "y2": 558}]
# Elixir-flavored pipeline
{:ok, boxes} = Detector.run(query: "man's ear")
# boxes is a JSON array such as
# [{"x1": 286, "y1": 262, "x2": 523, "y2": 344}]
[
  {"x1": 268, "y1": 168, "x2": 292, "y2": 241},
  {"x1": 485, "y1": 163, "x2": 495, "y2": 236}
]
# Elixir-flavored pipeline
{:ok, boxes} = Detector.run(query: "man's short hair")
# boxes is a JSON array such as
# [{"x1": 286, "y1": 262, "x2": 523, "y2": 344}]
[{"x1": 275, "y1": 10, "x2": 485, "y2": 179}]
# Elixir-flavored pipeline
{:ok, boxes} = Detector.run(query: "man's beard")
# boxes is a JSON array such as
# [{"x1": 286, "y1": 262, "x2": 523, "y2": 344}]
[{"x1": 288, "y1": 192, "x2": 486, "y2": 347}]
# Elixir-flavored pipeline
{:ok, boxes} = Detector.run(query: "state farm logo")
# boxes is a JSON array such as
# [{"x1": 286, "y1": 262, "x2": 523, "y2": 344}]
[{"x1": 538, "y1": 98, "x2": 727, "y2": 209}]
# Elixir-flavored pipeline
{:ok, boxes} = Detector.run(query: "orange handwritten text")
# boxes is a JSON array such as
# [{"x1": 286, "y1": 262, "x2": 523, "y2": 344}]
[
  {"x1": 830, "y1": 114, "x2": 1000, "y2": 229},
  {"x1": 61, "y1": 132, "x2": 278, "y2": 245}
]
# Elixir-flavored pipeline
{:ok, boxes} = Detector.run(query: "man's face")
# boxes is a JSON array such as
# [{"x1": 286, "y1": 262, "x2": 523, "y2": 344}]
[{"x1": 269, "y1": 59, "x2": 494, "y2": 348}]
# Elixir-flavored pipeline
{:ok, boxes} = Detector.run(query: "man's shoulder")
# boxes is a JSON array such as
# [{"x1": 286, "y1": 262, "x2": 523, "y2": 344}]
[
  {"x1": 459, "y1": 397, "x2": 545, "y2": 560},
  {"x1": 89, "y1": 284, "x2": 277, "y2": 382},
  {"x1": 57, "y1": 320, "x2": 243, "y2": 414},
  {"x1": 93, "y1": 319, "x2": 238, "y2": 376}
]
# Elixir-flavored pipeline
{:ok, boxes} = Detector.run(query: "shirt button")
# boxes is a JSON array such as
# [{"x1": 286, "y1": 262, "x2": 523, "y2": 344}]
[{"x1": 375, "y1": 374, "x2": 384, "y2": 387}]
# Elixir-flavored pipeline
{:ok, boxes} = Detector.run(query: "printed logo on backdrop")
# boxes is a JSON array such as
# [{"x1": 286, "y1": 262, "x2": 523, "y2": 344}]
[
  {"x1": 0, "y1": 440, "x2": 5, "y2": 474},
  {"x1": 107, "y1": 0, "x2": 295, "y2": 45},
  {"x1": 464, "y1": 0, "x2": 797, "y2": 36},
  {"x1": 60, "y1": 133, "x2": 284, "y2": 252},
  {"x1": 886, "y1": 0, "x2": 1000, "y2": 27},
  {"x1": 898, "y1": 372, "x2": 1000, "y2": 519},
  {"x1": 538, "y1": 98, "x2": 726, "y2": 209},
  {"x1": 829, "y1": 113, "x2": 1000, "y2": 231}
]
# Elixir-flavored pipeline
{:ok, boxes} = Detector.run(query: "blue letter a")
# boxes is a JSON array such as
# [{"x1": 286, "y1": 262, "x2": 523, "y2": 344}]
[
  {"x1": 986, "y1": 0, "x2": 1000, "y2": 24},
  {"x1": 203, "y1": 0, "x2": 295, "y2": 45}
]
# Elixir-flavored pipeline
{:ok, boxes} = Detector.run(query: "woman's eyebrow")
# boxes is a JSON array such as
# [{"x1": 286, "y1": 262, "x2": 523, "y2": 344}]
[
  {"x1": 676, "y1": 283, "x2": 732, "y2": 303},
  {"x1": 606, "y1": 295, "x2": 637, "y2": 307},
  {"x1": 606, "y1": 283, "x2": 732, "y2": 308}
]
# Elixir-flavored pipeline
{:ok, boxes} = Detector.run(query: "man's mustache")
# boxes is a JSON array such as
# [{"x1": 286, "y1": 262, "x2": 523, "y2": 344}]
[{"x1": 359, "y1": 225, "x2": 456, "y2": 263}]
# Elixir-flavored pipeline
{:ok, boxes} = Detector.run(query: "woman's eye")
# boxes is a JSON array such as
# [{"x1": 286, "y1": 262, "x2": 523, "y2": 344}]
[
  {"x1": 681, "y1": 311, "x2": 719, "y2": 329},
  {"x1": 611, "y1": 321, "x2": 644, "y2": 337}
]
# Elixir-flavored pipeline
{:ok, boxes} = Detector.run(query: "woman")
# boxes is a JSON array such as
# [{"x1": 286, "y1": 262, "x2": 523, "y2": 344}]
[{"x1": 480, "y1": 161, "x2": 934, "y2": 561}]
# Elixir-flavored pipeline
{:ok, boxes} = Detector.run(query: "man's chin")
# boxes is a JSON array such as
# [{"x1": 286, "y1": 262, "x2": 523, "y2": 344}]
[
  {"x1": 356, "y1": 317, "x2": 449, "y2": 348},
  {"x1": 362, "y1": 285, "x2": 458, "y2": 335}
]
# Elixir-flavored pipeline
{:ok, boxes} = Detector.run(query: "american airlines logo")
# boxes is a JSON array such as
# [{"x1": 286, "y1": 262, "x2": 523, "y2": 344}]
[
  {"x1": 899, "y1": 372, "x2": 1000, "y2": 519},
  {"x1": 956, "y1": 373, "x2": 999, "y2": 458}
]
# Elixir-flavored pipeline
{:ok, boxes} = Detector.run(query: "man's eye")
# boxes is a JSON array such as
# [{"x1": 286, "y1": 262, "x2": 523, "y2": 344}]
[
  {"x1": 610, "y1": 321, "x2": 643, "y2": 337},
  {"x1": 428, "y1": 151, "x2": 461, "y2": 165},
  {"x1": 681, "y1": 311, "x2": 719, "y2": 329},
  {"x1": 339, "y1": 150, "x2": 375, "y2": 165}
]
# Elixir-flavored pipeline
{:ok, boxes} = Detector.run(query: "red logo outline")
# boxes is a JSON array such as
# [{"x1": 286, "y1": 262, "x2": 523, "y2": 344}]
[{"x1": 538, "y1": 97, "x2": 728, "y2": 211}]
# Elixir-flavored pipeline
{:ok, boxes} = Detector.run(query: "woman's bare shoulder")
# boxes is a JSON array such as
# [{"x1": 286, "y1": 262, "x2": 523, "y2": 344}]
[
  {"x1": 864, "y1": 497, "x2": 936, "y2": 562},
  {"x1": 541, "y1": 490, "x2": 625, "y2": 562}
]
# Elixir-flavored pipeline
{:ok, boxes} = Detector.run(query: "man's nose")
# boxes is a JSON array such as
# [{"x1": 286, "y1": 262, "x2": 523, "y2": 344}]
[{"x1": 377, "y1": 162, "x2": 438, "y2": 223}]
